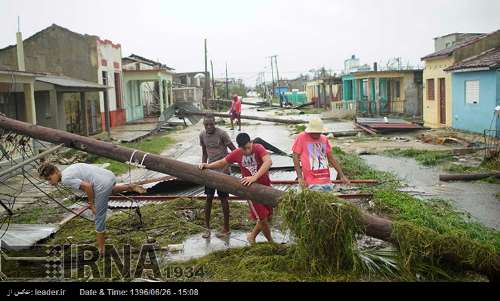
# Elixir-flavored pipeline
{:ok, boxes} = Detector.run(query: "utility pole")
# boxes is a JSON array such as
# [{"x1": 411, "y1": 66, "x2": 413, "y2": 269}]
[
  {"x1": 262, "y1": 72, "x2": 267, "y2": 100},
  {"x1": 204, "y1": 39, "x2": 209, "y2": 109},
  {"x1": 210, "y1": 60, "x2": 216, "y2": 99},
  {"x1": 272, "y1": 55, "x2": 282, "y2": 107},
  {"x1": 210, "y1": 60, "x2": 217, "y2": 111},
  {"x1": 225, "y1": 63, "x2": 229, "y2": 100},
  {"x1": 269, "y1": 57, "x2": 275, "y2": 104}
]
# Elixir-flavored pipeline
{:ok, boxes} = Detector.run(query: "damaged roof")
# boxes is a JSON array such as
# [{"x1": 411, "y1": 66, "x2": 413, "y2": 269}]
[
  {"x1": 122, "y1": 54, "x2": 175, "y2": 71},
  {"x1": 421, "y1": 33, "x2": 490, "y2": 61},
  {"x1": 0, "y1": 24, "x2": 101, "y2": 52},
  {"x1": 444, "y1": 48, "x2": 500, "y2": 72},
  {"x1": 1, "y1": 224, "x2": 59, "y2": 251},
  {"x1": 36, "y1": 74, "x2": 109, "y2": 90}
]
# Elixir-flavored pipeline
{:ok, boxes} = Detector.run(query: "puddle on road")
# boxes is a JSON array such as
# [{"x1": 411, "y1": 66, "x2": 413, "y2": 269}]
[
  {"x1": 362, "y1": 155, "x2": 500, "y2": 230},
  {"x1": 162, "y1": 229, "x2": 289, "y2": 262}
]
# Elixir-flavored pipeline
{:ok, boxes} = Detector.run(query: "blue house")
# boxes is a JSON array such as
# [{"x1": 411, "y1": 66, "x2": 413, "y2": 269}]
[{"x1": 445, "y1": 48, "x2": 500, "y2": 136}]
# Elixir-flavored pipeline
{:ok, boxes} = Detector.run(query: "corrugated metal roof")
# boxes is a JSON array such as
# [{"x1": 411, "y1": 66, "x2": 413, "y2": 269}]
[
  {"x1": 356, "y1": 118, "x2": 411, "y2": 124},
  {"x1": 36, "y1": 75, "x2": 109, "y2": 90},
  {"x1": 1, "y1": 224, "x2": 59, "y2": 251}
]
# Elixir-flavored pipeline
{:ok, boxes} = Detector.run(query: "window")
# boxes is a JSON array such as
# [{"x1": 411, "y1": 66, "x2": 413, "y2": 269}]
[
  {"x1": 427, "y1": 79, "x2": 435, "y2": 100},
  {"x1": 395, "y1": 80, "x2": 401, "y2": 98},
  {"x1": 102, "y1": 71, "x2": 108, "y2": 85},
  {"x1": 362, "y1": 79, "x2": 368, "y2": 99},
  {"x1": 465, "y1": 80, "x2": 479, "y2": 104}
]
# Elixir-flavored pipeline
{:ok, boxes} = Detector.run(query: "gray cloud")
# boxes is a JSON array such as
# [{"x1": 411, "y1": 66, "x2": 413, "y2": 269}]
[{"x1": 1, "y1": 0, "x2": 499, "y2": 85}]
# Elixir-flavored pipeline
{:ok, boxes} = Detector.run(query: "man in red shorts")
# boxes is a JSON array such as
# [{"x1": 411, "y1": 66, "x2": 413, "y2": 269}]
[
  {"x1": 199, "y1": 133, "x2": 273, "y2": 244},
  {"x1": 229, "y1": 94, "x2": 242, "y2": 131}
]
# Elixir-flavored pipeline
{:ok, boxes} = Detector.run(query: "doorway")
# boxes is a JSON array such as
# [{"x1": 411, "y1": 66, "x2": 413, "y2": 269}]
[{"x1": 439, "y1": 78, "x2": 446, "y2": 125}]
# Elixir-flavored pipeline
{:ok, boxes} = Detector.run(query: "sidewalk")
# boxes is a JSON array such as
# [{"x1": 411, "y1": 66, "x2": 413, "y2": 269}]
[{"x1": 109, "y1": 122, "x2": 158, "y2": 143}]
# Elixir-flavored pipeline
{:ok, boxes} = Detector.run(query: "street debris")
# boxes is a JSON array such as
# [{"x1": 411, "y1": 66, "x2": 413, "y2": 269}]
[
  {"x1": 355, "y1": 118, "x2": 423, "y2": 135},
  {"x1": 417, "y1": 133, "x2": 474, "y2": 147},
  {"x1": 177, "y1": 110, "x2": 307, "y2": 125},
  {"x1": 440, "y1": 172, "x2": 500, "y2": 182}
]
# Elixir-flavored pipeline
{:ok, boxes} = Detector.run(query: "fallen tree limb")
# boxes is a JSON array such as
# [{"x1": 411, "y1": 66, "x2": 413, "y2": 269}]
[
  {"x1": 0, "y1": 115, "x2": 498, "y2": 281},
  {"x1": 108, "y1": 193, "x2": 373, "y2": 202},
  {"x1": 293, "y1": 102, "x2": 314, "y2": 110},
  {"x1": 440, "y1": 173, "x2": 500, "y2": 182},
  {"x1": 177, "y1": 110, "x2": 307, "y2": 125}
]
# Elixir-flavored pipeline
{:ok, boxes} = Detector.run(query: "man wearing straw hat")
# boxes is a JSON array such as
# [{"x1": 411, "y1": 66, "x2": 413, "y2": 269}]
[{"x1": 292, "y1": 118, "x2": 350, "y2": 192}]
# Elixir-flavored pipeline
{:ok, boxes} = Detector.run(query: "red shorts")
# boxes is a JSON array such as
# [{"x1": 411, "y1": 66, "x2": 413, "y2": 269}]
[
  {"x1": 247, "y1": 201, "x2": 273, "y2": 221},
  {"x1": 230, "y1": 111, "x2": 241, "y2": 120}
]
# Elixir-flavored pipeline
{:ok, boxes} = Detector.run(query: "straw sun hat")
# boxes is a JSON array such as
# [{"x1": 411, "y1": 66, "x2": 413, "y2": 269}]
[{"x1": 305, "y1": 119, "x2": 328, "y2": 133}]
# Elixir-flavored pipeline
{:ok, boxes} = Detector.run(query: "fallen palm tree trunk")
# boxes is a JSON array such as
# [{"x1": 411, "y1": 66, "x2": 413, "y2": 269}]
[
  {"x1": 108, "y1": 193, "x2": 373, "y2": 202},
  {"x1": 177, "y1": 110, "x2": 307, "y2": 125},
  {"x1": 0, "y1": 115, "x2": 498, "y2": 281},
  {"x1": 440, "y1": 172, "x2": 500, "y2": 182}
]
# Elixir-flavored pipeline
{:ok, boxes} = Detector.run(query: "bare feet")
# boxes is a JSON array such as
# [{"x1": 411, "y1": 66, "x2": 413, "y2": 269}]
[
  {"x1": 215, "y1": 230, "x2": 231, "y2": 239},
  {"x1": 131, "y1": 184, "x2": 146, "y2": 194},
  {"x1": 246, "y1": 233, "x2": 256, "y2": 245},
  {"x1": 202, "y1": 231, "x2": 211, "y2": 239}
]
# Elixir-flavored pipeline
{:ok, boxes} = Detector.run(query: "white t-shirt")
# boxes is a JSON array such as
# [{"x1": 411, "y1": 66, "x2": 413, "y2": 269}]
[{"x1": 61, "y1": 163, "x2": 115, "y2": 195}]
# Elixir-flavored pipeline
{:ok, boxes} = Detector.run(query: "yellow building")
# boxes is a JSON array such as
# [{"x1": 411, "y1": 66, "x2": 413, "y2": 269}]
[
  {"x1": 421, "y1": 30, "x2": 500, "y2": 128},
  {"x1": 305, "y1": 77, "x2": 342, "y2": 109}
]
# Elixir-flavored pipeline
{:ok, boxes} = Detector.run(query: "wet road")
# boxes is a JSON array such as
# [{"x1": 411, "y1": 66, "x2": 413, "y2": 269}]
[
  {"x1": 363, "y1": 155, "x2": 500, "y2": 230},
  {"x1": 118, "y1": 97, "x2": 499, "y2": 260}
]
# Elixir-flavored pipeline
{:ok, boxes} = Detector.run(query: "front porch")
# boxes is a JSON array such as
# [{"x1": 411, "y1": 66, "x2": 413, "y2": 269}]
[
  {"x1": 342, "y1": 72, "x2": 417, "y2": 116},
  {"x1": 34, "y1": 75, "x2": 109, "y2": 136},
  {"x1": 123, "y1": 69, "x2": 174, "y2": 123}
]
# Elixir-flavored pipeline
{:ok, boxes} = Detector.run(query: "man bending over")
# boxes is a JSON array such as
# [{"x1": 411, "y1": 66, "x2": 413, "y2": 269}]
[{"x1": 39, "y1": 162, "x2": 146, "y2": 255}]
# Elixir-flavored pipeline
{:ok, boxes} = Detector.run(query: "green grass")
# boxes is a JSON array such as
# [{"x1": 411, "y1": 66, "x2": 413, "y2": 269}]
[
  {"x1": 48, "y1": 199, "x2": 252, "y2": 251},
  {"x1": 290, "y1": 124, "x2": 306, "y2": 134},
  {"x1": 332, "y1": 147, "x2": 400, "y2": 190},
  {"x1": 331, "y1": 146, "x2": 499, "y2": 250},
  {"x1": 14, "y1": 134, "x2": 497, "y2": 282},
  {"x1": 87, "y1": 134, "x2": 174, "y2": 176},
  {"x1": 372, "y1": 191, "x2": 500, "y2": 251},
  {"x1": 10, "y1": 206, "x2": 60, "y2": 224},
  {"x1": 384, "y1": 149, "x2": 454, "y2": 166},
  {"x1": 171, "y1": 243, "x2": 357, "y2": 282}
]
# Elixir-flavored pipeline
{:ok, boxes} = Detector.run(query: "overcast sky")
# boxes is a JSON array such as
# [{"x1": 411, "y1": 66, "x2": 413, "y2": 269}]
[{"x1": 1, "y1": 0, "x2": 499, "y2": 85}]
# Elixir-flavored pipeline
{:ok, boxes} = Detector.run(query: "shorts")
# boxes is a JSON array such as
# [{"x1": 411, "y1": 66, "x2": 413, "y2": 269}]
[
  {"x1": 205, "y1": 186, "x2": 229, "y2": 198},
  {"x1": 308, "y1": 184, "x2": 335, "y2": 192},
  {"x1": 94, "y1": 180, "x2": 115, "y2": 233},
  {"x1": 248, "y1": 201, "x2": 273, "y2": 221},
  {"x1": 230, "y1": 111, "x2": 241, "y2": 120}
]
